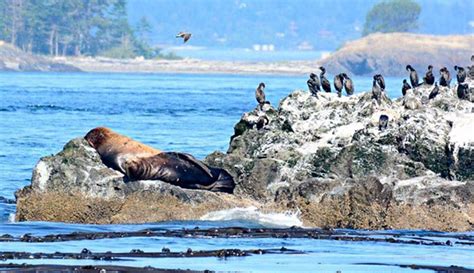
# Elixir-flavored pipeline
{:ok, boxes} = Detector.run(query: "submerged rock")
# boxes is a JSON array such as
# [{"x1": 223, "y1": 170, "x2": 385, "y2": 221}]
[{"x1": 16, "y1": 79, "x2": 474, "y2": 231}]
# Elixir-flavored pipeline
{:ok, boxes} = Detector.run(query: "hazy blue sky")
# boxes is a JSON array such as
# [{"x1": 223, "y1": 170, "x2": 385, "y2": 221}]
[{"x1": 128, "y1": 0, "x2": 474, "y2": 50}]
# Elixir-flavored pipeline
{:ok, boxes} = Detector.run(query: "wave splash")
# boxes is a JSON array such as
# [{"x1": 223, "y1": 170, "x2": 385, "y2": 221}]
[{"x1": 200, "y1": 206, "x2": 303, "y2": 228}]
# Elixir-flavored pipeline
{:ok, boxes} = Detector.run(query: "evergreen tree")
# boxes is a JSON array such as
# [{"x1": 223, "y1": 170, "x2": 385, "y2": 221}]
[{"x1": 363, "y1": 0, "x2": 421, "y2": 36}]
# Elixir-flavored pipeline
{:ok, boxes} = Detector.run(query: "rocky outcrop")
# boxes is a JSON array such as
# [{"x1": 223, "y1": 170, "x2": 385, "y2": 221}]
[
  {"x1": 16, "y1": 80, "x2": 474, "y2": 231},
  {"x1": 15, "y1": 138, "x2": 256, "y2": 224},
  {"x1": 205, "y1": 80, "x2": 474, "y2": 231},
  {"x1": 319, "y1": 33, "x2": 473, "y2": 76},
  {"x1": 0, "y1": 41, "x2": 80, "y2": 72}
]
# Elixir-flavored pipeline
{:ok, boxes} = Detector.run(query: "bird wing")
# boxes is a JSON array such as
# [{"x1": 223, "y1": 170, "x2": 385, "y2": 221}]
[{"x1": 183, "y1": 34, "x2": 191, "y2": 43}]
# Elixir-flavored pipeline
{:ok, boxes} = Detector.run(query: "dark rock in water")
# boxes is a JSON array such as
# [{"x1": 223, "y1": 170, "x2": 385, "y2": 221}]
[{"x1": 15, "y1": 79, "x2": 474, "y2": 231}]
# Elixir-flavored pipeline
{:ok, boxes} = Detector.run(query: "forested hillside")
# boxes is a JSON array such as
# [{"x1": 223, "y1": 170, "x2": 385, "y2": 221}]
[{"x1": 0, "y1": 0, "x2": 153, "y2": 57}]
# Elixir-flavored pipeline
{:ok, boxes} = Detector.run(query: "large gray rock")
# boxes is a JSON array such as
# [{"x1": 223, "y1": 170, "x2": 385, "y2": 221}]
[{"x1": 205, "y1": 80, "x2": 474, "y2": 230}]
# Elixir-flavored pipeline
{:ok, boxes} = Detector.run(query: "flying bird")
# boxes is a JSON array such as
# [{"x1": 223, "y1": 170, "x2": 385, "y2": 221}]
[{"x1": 176, "y1": 32, "x2": 192, "y2": 43}]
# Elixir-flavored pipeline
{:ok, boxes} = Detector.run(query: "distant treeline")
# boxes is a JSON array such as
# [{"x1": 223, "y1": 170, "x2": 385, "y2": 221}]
[{"x1": 0, "y1": 0, "x2": 157, "y2": 58}]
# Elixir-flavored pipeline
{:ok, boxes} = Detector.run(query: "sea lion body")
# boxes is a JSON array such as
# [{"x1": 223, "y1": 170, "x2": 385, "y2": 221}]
[{"x1": 85, "y1": 127, "x2": 235, "y2": 193}]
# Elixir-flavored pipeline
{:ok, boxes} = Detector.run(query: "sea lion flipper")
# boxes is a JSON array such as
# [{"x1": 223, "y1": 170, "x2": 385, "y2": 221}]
[{"x1": 165, "y1": 152, "x2": 214, "y2": 178}]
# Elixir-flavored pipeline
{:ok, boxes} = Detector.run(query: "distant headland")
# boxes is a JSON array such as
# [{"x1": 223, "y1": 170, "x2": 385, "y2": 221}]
[{"x1": 0, "y1": 33, "x2": 472, "y2": 76}]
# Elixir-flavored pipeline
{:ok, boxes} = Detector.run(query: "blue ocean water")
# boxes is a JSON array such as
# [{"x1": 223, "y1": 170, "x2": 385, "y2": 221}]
[{"x1": 0, "y1": 72, "x2": 472, "y2": 272}]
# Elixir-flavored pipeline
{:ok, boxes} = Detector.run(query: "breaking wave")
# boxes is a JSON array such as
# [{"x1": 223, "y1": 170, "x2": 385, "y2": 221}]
[{"x1": 200, "y1": 206, "x2": 303, "y2": 228}]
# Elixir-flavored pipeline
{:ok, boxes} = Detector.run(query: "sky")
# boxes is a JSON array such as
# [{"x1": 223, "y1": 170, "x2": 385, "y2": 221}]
[{"x1": 127, "y1": 0, "x2": 474, "y2": 50}]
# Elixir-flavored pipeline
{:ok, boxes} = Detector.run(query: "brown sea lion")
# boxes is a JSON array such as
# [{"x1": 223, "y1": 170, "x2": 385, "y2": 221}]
[{"x1": 85, "y1": 127, "x2": 235, "y2": 193}]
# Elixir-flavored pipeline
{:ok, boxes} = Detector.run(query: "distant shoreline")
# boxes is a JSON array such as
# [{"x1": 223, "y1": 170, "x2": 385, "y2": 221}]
[{"x1": 57, "y1": 57, "x2": 319, "y2": 76}]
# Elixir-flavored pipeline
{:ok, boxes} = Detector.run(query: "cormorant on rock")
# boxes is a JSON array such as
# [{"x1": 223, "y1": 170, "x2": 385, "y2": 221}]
[
  {"x1": 255, "y1": 82, "x2": 267, "y2": 110},
  {"x1": 372, "y1": 77, "x2": 382, "y2": 103},
  {"x1": 256, "y1": 116, "x2": 270, "y2": 130},
  {"x1": 341, "y1": 73, "x2": 354, "y2": 96},
  {"x1": 378, "y1": 115, "x2": 389, "y2": 131},
  {"x1": 457, "y1": 83, "x2": 468, "y2": 100},
  {"x1": 176, "y1": 32, "x2": 192, "y2": 43},
  {"x1": 402, "y1": 79, "x2": 411, "y2": 96},
  {"x1": 439, "y1": 67, "x2": 451, "y2": 87},
  {"x1": 454, "y1": 66, "x2": 466, "y2": 83},
  {"x1": 319, "y1": 66, "x2": 331, "y2": 93},
  {"x1": 406, "y1": 65, "x2": 419, "y2": 88},
  {"x1": 428, "y1": 82, "x2": 439, "y2": 100},
  {"x1": 307, "y1": 73, "x2": 320, "y2": 96},
  {"x1": 423, "y1": 65, "x2": 435, "y2": 85},
  {"x1": 374, "y1": 74, "x2": 385, "y2": 91},
  {"x1": 334, "y1": 74, "x2": 344, "y2": 97}
]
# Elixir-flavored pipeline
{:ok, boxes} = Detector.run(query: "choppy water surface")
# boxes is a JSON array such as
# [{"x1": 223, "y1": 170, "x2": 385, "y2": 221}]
[{"x1": 0, "y1": 72, "x2": 472, "y2": 272}]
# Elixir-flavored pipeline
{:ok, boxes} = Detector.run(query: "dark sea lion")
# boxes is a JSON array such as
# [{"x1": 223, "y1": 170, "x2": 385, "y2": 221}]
[
  {"x1": 428, "y1": 82, "x2": 439, "y2": 100},
  {"x1": 439, "y1": 67, "x2": 451, "y2": 87},
  {"x1": 378, "y1": 115, "x2": 389, "y2": 131},
  {"x1": 406, "y1": 65, "x2": 419, "y2": 88},
  {"x1": 341, "y1": 73, "x2": 354, "y2": 96},
  {"x1": 374, "y1": 74, "x2": 385, "y2": 91},
  {"x1": 424, "y1": 65, "x2": 435, "y2": 85},
  {"x1": 454, "y1": 66, "x2": 466, "y2": 83},
  {"x1": 333, "y1": 74, "x2": 344, "y2": 97},
  {"x1": 307, "y1": 73, "x2": 320, "y2": 96},
  {"x1": 402, "y1": 79, "x2": 411, "y2": 96},
  {"x1": 84, "y1": 127, "x2": 235, "y2": 193},
  {"x1": 319, "y1": 66, "x2": 331, "y2": 93}
]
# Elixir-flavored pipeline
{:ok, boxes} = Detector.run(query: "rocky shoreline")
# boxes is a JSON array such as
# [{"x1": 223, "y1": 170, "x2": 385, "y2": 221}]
[{"x1": 15, "y1": 79, "x2": 474, "y2": 231}]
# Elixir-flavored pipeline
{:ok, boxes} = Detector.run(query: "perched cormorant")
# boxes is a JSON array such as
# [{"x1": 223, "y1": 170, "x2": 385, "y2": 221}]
[
  {"x1": 454, "y1": 66, "x2": 467, "y2": 83},
  {"x1": 372, "y1": 78, "x2": 382, "y2": 103},
  {"x1": 457, "y1": 83, "x2": 468, "y2": 100},
  {"x1": 176, "y1": 32, "x2": 192, "y2": 43},
  {"x1": 378, "y1": 115, "x2": 389, "y2": 131},
  {"x1": 374, "y1": 74, "x2": 385, "y2": 91},
  {"x1": 256, "y1": 116, "x2": 270, "y2": 130},
  {"x1": 255, "y1": 82, "x2": 266, "y2": 109},
  {"x1": 428, "y1": 82, "x2": 439, "y2": 100},
  {"x1": 319, "y1": 66, "x2": 331, "y2": 93},
  {"x1": 406, "y1": 65, "x2": 419, "y2": 88},
  {"x1": 334, "y1": 74, "x2": 344, "y2": 97},
  {"x1": 341, "y1": 73, "x2": 354, "y2": 96},
  {"x1": 402, "y1": 79, "x2": 411, "y2": 96},
  {"x1": 439, "y1": 67, "x2": 451, "y2": 87},
  {"x1": 423, "y1": 65, "x2": 435, "y2": 85},
  {"x1": 307, "y1": 73, "x2": 320, "y2": 96}
]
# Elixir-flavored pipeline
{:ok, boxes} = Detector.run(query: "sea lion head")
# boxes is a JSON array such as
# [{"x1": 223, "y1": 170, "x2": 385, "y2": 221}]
[{"x1": 84, "y1": 127, "x2": 113, "y2": 149}]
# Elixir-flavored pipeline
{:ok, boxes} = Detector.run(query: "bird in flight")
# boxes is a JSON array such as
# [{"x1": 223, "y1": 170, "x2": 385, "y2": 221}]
[{"x1": 176, "y1": 32, "x2": 192, "y2": 43}]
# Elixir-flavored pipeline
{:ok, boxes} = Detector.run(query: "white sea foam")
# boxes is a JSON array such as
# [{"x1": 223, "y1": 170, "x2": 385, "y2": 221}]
[
  {"x1": 200, "y1": 206, "x2": 303, "y2": 228},
  {"x1": 8, "y1": 213, "x2": 15, "y2": 223}
]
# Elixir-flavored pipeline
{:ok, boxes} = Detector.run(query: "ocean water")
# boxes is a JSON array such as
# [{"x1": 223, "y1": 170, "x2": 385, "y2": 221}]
[{"x1": 0, "y1": 72, "x2": 472, "y2": 272}]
